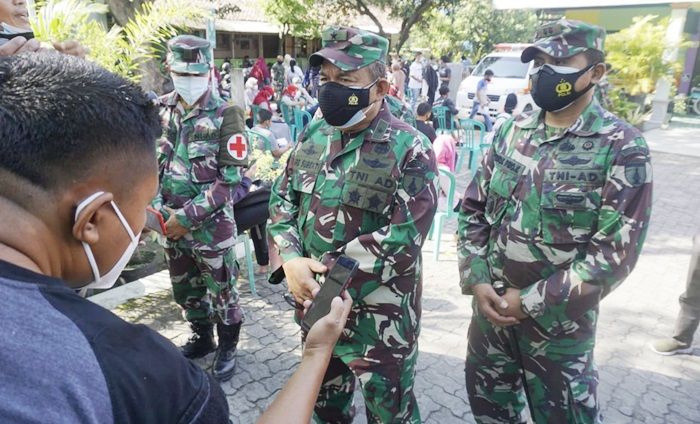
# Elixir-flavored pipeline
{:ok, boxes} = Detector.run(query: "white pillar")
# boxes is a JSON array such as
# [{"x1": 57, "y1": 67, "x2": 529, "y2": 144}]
[
  {"x1": 645, "y1": 5, "x2": 689, "y2": 130},
  {"x1": 230, "y1": 68, "x2": 245, "y2": 109}
]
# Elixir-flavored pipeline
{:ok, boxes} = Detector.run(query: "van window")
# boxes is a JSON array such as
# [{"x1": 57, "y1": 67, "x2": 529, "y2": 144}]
[{"x1": 472, "y1": 56, "x2": 530, "y2": 79}]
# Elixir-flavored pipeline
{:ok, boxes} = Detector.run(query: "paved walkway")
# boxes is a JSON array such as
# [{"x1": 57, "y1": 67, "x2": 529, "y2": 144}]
[{"x1": 99, "y1": 138, "x2": 700, "y2": 423}]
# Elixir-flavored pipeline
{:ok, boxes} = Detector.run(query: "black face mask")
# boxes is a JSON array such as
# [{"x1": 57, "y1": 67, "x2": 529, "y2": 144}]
[
  {"x1": 318, "y1": 80, "x2": 377, "y2": 129},
  {"x1": 530, "y1": 64, "x2": 595, "y2": 112}
]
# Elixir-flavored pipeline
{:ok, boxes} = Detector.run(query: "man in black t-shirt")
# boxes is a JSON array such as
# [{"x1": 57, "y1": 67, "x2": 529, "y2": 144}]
[{"x1": 415, "y1": 102, "x2": 437, "y2": 143}]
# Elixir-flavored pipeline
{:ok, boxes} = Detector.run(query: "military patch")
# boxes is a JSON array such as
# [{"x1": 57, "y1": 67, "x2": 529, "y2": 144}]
[
  {"x1": 348, "y1": 93, "x2": 359, "y2": 106},
  {"x1": 362, "y1": 157, "x2": 391, "y2": 169},
  {"x1": 624, "y1": 161, "x2": 646, "y2": 187},
  {"x1": 367, "y1": 193, "x2": 384, "y2": 210},
  {"x1": 559, "y1": 140, "x2": 576, "y2": 152},
  {"x1": 544, "y1": 168, "x2": 605, "y2": 185},
  {"x1": 190, "y1": 129, "x2": 219, "y2": 141},
  {"x1": 493, "y1": 154, "x2": 525, "y2": 174},
  {"x1": 322, "y1": 28, "x2": 348, "y2": 42},
  {"x1": 554, "y1": 192, "x2": 586, "y2": 208},
  {"x1": 582, "y1": 140, "x2": 595, "y2": 151},
  {"x1": 369, "y1": 119, "x2": 390, "y2": 141},
  {"x1": 227, "y1": 134, "x2": 247, "y2": 160},
  {"x1": 302, "y1": 144, "x2": 318, "y2": 156},
  {"x1": 558, "y1": 155, "x2": 591, "y2": 166},
  {"x1": 620, "y1": 145, "x2": 649, "y2": 158},
  {"x1": 373, "y1": 143, "x2": 391, "y2": 154},
  {"x1": 402, "y1": 174, "x2": 427, "y2": 197},
  {"x1": 347, "y1": 189, "x2": 361, "y2": 205}
]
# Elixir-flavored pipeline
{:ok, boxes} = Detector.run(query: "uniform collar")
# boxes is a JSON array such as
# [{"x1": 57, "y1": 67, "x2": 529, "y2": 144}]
[
  {"x1": 515, "y1": 97, "x2": 607, "y2": 143},
  {"x1": 356, "y1": 99, "x2": 392, "y2": 144}
]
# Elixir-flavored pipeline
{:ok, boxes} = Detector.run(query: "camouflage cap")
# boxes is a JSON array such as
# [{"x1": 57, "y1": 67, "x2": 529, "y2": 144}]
[
  {"x1": 309, "y1": 26, "x2": 388, "y2": 71},
  {"x1": 521, "y1": 19, "x2": 606, "y2": 63},
  {"x1": 166, "y1": 35, "x2": 212, "y2": 74}
]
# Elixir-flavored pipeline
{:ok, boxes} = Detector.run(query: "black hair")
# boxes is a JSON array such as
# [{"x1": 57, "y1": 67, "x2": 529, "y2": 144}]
[
  {"x1": 441, "y1": 55, "x2": 450, "y2": 63},
  {"x1": 504, "y1": 93, "x2": 518, "y2": 114},
  {"x1": 0, "y1": 53, "x2": 161, "y2": 190},
  {"x1": 290, "y1": 59, "x2": 298, "y2": 73},
  {"x1": 257, "y1": 108, "x2": 273, "y2": 123},
  {"x1": 416, "y1": 102, "x2": 432, "y2": 116},
  {"x1": 484, "y1": 69, "x2": 494, "y2": 77},
  {"x1": 439, "y1": 86, "x2": 449, "y2": 96},
  {"x1": 583, "y1": 49, "x2": 605, "y2": 66}
]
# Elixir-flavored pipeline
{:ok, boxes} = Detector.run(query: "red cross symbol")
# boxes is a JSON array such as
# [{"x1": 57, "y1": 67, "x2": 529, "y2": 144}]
[{"x1": 227, "y1": 134, "x2": 247, "y2": 160}]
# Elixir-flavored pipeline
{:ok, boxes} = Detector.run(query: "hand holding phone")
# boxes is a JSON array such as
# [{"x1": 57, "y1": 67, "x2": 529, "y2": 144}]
[
  {"x1": 300, "y1": 255, "x2": 358, "y2": 333},
  {"x1": 303, "y1": 293, "x2": 353, "y2": 359}
]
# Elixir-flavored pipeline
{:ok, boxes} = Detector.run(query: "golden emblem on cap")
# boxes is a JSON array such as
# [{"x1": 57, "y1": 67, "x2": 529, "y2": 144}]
[
  {"x1": 348, "y1": 93, "x2": 359, "y2": 106},
  {"x1": 555, "y1": 79, "x2": 572, "y2": 97}
]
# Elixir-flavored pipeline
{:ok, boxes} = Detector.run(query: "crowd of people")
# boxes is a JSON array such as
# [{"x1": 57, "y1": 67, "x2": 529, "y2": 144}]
[{"x1": 2, "y1": 1, "x2": 691, "y2": 422}]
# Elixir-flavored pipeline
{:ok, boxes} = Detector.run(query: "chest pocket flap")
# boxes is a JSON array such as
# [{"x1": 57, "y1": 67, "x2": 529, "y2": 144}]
[
  {"x1": 188, "y1": 140, "x2": 219, "y2": 184},
  {"x1": 486, "y1": 154, "x2": 523, "y2": 225},
  {"x1": 291, "y1": 143, "x2": 325, "y2": 194}
]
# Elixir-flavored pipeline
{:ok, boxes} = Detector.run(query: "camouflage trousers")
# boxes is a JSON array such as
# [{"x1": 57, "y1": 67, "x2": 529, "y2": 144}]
[
  {"x1": 312, "y1": 341, "x2": 421, "y2": 424},
  {"x1": 165, "y1": 246, "x2": 243, "y2": 326},
  {"x1": 465, "y1": 310, "x2": 600, "y2": 424}
]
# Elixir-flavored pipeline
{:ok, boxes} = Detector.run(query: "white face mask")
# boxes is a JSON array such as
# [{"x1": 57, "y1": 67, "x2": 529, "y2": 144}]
[
  {"x1": 75, "y1": 192, "x2": 139, "y2": 290},
  {"x1": 0, "y1": 22, "x2": 31, "y2": 33},
  {"x1": 171, "y1": 74, "x2": 209, "y2": 105},
  {"x1": 529, "y1": 64, "x2": 580, "y2": 76}
]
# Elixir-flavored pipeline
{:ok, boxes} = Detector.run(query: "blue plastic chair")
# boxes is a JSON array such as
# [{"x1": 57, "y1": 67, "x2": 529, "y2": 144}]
[
  {"x1": 250, "y1": 104, "x2": 261, "y2": 126},
  {"x1": 279, "y1": 102, "x2": 298, "y2": 142},
  {"x1": 293, "y1": 108, "x2": 312, "y2": 143},
  {"x1": 234, "y1": 233, "x2": 257, "y2": 295},
  {"x1": 428, "y1": 167, "x2": 458, "y2": 261},
  {"x1": 245, "y1": 128, "x2": 274, "y2": 152},
  {"x1": 456, "y1": 118, "x2": 486, "y2": 175}
]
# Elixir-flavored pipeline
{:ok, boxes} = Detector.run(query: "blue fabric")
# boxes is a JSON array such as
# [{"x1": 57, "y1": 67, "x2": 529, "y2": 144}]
[{"x1": 0, "y1": 260, "x2": 229, "y2": 424}]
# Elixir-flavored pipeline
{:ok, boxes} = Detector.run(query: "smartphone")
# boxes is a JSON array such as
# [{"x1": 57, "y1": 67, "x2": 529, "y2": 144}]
[
  {"x1": 300, "y1": 255, "x2": 359, "y2": 333},
  {"x1": 145, "y1": 207, "x2": 167, "y2": 235}
]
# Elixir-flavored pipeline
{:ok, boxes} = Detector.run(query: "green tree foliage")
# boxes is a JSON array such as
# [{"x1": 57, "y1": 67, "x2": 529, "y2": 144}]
[
  {"x1": 606, "y1": 15, "x2": 682, "y2": 95},
  {"x1": 409, "y1": 0, "x2": 538, "y2": 60},
  {"x1": 263, "y1": 0, "x2": 441, "y2": 53},
  {"x1": 31, "y1": 0, "x2": 205, "y2": 83},
  {"x1": 263, "y1": 0, "x2": 332, "y2": 39}
]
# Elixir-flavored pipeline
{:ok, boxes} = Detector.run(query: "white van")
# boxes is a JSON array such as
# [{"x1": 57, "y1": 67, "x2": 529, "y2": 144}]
[{"x1": 456, "y1": 44, "x2": 536, "y2": 119}]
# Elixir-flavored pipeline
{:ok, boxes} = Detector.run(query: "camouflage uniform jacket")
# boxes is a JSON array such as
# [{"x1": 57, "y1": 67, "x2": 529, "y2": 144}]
[
  {"x1": 458, "y1": 98, "x2": 653, "y2": 339},
  {"x1": 271, "y1": 62, "x2": 286, "y2": 89},
  {"x1": 386, "y1": 94, "x2": 416, "y2": 127},
  {"x1": 154, "y1": 90, "x2": 248, "y2": 251},
  {"x1": 269, "y1": 100, "x2": 438, "y2": 348}
]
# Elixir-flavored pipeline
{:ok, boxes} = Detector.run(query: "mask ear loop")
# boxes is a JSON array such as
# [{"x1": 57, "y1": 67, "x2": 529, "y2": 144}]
[{"x1": 74, "y1": 192, "x2": 106, "y2": 294}]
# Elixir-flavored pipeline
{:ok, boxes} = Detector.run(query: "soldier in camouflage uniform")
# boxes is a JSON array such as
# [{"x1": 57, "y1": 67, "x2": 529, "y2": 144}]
[
  {"x1": 385, "y1": 94, "x2": 416, "y2": 127},
  {"x1": 457, "y1": 20, "x2": 653, "y2": 423},
  {"x1": 153, "y1": 35, "x2": 249, "y2": 382},
  {"x1": 268, "y1": 27, "x2": 438, "y2": 423},
  {"x1": 272, "y1": 55, "x2": 286, "y2": 101}
]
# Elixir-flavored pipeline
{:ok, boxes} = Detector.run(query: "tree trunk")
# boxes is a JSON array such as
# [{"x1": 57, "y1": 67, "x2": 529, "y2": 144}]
[
  {"x1": 395, "y1": 0, "x2": 433, "y2": 53},
  {"x1": 106, "y1": 0, "x2": 170, "y2": 93}
]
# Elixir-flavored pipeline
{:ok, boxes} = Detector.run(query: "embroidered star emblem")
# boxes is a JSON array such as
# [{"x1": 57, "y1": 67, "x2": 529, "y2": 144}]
[
  {"x1": 330, "y1": 30, "x2": 338, "y2": 40},
  {"x1": 367, "y1": 194, "x2": 383, "y2": 210},
  {"x1": 348, "y1": 189, "x2": 361, "y2": 205}
]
